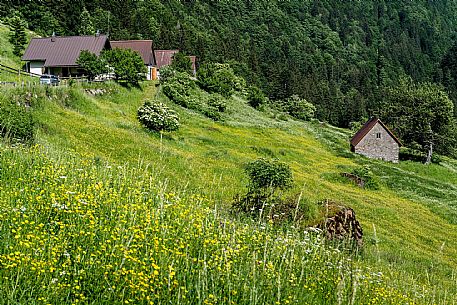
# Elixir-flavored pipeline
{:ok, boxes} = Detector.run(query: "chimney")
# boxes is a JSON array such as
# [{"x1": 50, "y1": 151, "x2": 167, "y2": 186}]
[
  {"x1": 51, "y1": 32, "x2": 56, "y2": 42},
  {"x1": 96, "y1": 30, "x2": 100, "y2": 37}
]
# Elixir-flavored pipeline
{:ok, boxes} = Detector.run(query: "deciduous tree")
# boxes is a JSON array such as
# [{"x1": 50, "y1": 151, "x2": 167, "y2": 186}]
[
  {"x1": 103, "y1": 49, "x2": 147, "y2": 86},
  {"x1": 76, "y1": 50, "x2": 106, "y2": 81},
  {"x1": 379, "y1": 77, "x2": 457, "y2": 162}
]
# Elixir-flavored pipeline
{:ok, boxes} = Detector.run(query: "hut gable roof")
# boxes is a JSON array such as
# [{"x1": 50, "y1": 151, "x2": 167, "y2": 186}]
[
  {"x1": 350, "y1": 117, "x2": 402, "y2": 147},
  {"x1": 22, "y1": 35, "x2": 110, "y2": 67},
  {"x1": 154, "y1": 50, "x2": 197, "y2": 72},
  {"x1": 154, "y1": 50, "x2": 179, "y2": 69},
  {"x1": 111, "y1": 40, "x2": 155, "y2": 66}
]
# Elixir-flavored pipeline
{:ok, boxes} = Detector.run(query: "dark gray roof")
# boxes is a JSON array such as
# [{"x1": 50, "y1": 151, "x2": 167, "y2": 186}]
[
  {"x1": 111, "y1": 40, "x2": 155, "y2": 66},
  {"x1": 22, "y1": 35, "x2": 110, "y2": 67}
]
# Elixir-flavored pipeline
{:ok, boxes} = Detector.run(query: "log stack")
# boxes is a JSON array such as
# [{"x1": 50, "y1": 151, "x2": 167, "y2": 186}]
[{"x1": 317, "y1": 201, "x2": 363, "y2": 247}]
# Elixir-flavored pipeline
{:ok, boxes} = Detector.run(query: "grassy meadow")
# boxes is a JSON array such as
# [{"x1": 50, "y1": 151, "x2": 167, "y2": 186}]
[{"x1": 0, "y1": 82, "x2": 457, "y2": 304}]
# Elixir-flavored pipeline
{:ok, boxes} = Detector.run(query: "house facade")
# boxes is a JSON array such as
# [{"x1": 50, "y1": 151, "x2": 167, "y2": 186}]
[
  {"x1": 350, "y1": 117, "x2": 401, "y2": 163},
  {"x1": 22, "y1": 34, "x2": 110, "y2": 77},
  {"x1": 111, "y1": 40, "x2": 157, "y2": 80}
]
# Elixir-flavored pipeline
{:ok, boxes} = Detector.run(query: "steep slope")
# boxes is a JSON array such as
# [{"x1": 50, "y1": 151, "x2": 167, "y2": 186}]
[
  {"x1": 0, "y1": 22, "x2": 37, "y2": 83},
  {"x1": 6, "y1": 0, "x2": 457, "y2": 126},
  {"x1": 27, "y1": 83, "x2": 457, "y2": 303}
]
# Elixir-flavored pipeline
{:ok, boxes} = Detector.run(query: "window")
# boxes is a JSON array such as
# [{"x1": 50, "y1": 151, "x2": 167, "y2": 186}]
[{"x1": 376, "y1": 132, "x2": 382, "y2": 139}]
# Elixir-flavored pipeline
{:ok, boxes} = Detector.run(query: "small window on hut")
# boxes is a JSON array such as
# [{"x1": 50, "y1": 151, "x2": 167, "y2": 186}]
[{"x1": 376, "y1": 132, "x2": 382, "y2": 139}]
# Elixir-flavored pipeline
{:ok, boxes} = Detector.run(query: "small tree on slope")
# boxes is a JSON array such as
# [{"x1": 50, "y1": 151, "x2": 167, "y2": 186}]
[{"x1": 8, "y1": 15, "x2": 27, "y2": 57}]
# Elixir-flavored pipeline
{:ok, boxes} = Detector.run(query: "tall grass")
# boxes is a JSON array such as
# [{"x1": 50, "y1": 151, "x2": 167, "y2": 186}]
[
  {"x1": 0, "y1": 145, "x2": 418, "y2": 304},
  {"x1": 1, "y1": 83, "x2": 457, "y2": 303}
]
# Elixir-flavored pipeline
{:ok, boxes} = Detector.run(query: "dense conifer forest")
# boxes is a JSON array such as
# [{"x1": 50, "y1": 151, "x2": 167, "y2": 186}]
[{"x1": 3, "y1": 0, "x2": 457, "y2": 142}]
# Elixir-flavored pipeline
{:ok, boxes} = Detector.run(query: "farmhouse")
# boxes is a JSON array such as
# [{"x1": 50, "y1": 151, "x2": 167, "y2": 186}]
[
  {"x1": 154, "y1": 49, "x2": 197, "y2": 75},
  {"x1": 111, "y1": 40, "x2": 157, "y2": 80},
  {"x1": 22, "y1": 34, "x2": 110, "y2": 77},
  {"x1": 350, "y1": 117, "x2": 401, "y2": 163}
]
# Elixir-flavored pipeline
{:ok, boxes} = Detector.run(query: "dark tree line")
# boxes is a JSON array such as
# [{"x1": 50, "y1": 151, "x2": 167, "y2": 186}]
[{"x1": 3, "y1": 0, "x2": 457, "y2": 132}]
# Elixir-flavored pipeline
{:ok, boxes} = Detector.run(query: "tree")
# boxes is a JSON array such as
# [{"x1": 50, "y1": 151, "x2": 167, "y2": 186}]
[
  {"x1": 197, "y1": 63, "x2": 241, "y2": 98},
  {"x1": 232, "y1": 158, "x2": 294, "y2": 215},
  {"x1": 137, "y1": 100, "x2": 179, "y2": 133},
  {"x1": 247, "y1": 85, "x2": 266, "y2": 108},
  {"x1": 78, "y1": 7, "x2": 95, "y2": 35},
  {"x1": 8, "y1": 15, "x2": 27, "y2": 57},
  {"x1": 378, "y1": 77, "x2": 457, "y2": 162},
  {"x1": 103, "y1": 49, "x2": 147, "y2": 86},
  {"x1": 282, "y1": 95, "x2": 316, "y2": 121},
  {"x1": 171, "y1": 52, "x2": 193, "y2": 75},
  {"x1": 76, "y1": 50, "x2": 106, "y2": 81}
]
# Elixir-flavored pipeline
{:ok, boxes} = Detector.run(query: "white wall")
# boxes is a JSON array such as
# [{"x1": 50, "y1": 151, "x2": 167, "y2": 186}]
[{"x1": 29, "y1": 61, "x2": 45, "y2": 76}]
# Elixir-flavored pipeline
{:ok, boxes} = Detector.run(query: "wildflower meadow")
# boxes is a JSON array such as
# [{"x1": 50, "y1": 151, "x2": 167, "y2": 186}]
[{"x1": 0, "y1": 145, "x2": 415, "y2": 304}]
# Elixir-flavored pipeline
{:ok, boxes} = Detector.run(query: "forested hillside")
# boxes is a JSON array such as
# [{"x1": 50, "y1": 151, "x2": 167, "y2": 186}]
[{"x1": 3, "y1": 0, "x2": 457, "y2": 127}]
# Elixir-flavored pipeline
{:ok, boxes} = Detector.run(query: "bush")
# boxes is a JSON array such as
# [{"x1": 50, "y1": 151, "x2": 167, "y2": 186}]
[
  {"x1": 245, "y1": 158, "x2": 293, "y2": 192},
  {"x1": 162, "y1": 72, "x2": 196, "y2": 102},
  {"x1": 207, "y1": 93, "x2": 227, "y2": 112},
  {"x1": 197, "y1": 63, "x2": 243, "y2": 98},
  {"x1": 282, "y1": 95, "x2": 316, "y2": 121},
  {"x1": 350, "y1": 165, "x2": 379, "y2": 190},
  {"x1": 247, "y1": 85, "x2": 266, "y2": 108},
  {"x1": 162, "y1": 70, "x2": 227, "y2": 121},
  {"x1": 0, "y1": 96, "x2": 34, "y2": 143},
  {"x1": 103, "y1": 48, "x2": 147, "y2": 86},
  {"x1": 399, "y1": 147, "x2": 443, "y2": 164},
  {"x1": 202, "y1": 106, "x2": 223, "y2": 121},
  {"x1": 232, "y1": 158, "x2": 318, "y2": 223},
  {"x1": 233, "y1": 158, "x2": 294, "y2": 215},
  {"x1": 171, "y1": 52, "x2": 193, "y2": 75},
  {"x1": 137, "y1": 100, "x2": 179, "y2": 132},
  {"x1": 349, "y1": 117, "x2": 368, "y2": 132},
  {"x1": 159, "y1": 66, "x2": 177, "y2": 84}
]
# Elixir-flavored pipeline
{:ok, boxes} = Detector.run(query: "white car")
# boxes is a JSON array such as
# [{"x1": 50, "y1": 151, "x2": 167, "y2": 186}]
[{"x1": 40, "y1": 74, "x2": 60, "y2": 85}]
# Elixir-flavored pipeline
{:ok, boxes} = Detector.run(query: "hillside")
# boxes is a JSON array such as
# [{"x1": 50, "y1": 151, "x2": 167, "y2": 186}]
[
  {"x1": 0, "y1": 82, "x2": 456, "y2": 304},
  {"x1": 4, "y1": 0, "x2": 457, "y2": 127},
  {"x1": 0, "y1": 22, "x2": 37, "y2": 83}
]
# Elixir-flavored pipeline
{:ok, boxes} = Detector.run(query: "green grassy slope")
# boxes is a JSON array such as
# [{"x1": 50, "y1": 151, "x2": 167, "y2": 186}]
[
  {"x1": 29, "y1": 83, "x2": 457, "y2": 302},
  {"x1": 0, "y1": 82, "x2": 456, "y2": 304},
  {"x1": 0, "y1": 22, "x2": 37, "y2": 83}
]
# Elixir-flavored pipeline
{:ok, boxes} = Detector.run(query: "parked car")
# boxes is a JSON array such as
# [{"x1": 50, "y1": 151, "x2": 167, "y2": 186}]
[{"x1": 40, "y1": 74, "x2": 60, "y2": 85}]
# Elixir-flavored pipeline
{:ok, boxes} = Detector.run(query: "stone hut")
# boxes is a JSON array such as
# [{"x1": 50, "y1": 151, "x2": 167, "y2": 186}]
[{"x1": 350, "y1": 117, "x2": 401, "y2": 163}]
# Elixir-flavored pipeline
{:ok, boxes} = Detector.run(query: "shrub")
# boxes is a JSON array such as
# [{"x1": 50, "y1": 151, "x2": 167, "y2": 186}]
[
  {"x1": 162, "y1": 71, "x2": 227, "y2": 121},
  {"x1": 399, "y1": 147, "x2": 443, "y2": 164},
  {"x1": 171, "y1": 52, "x2": 193, "y2": 75},
  {"x1": 232, "y1": 158, "x2": 318, "y2": 224},
  {"x1": 247, "y1": 85, "x2": 266, "y2": 108},
  {"x1": 207, "y1": 93, "x2": 227, "y2": 112},
  {"x1": 233, "y1": 158, "x2": 293, "y2": 215},
  {"x1": 159, "y1": 66, "x2": 177, "y2": 84},
  {"x1": 202, "y1": 106, "x2": 223, "y2": 121},
  {"x1": 0, "y1": 96, "x2": 34, "y2": 143},
  {"x1": 245, "y1": 158, "x2": 293, "y2": 192},
  {"x1": 350, "y1": 165, "x2": 379, "y2": 190},
  {"x1": 197, "y1": 63, "x2": 242, "y2": 98},
  {"x1": 349, "y1": 118, "x2": 367, "y2": 132},
  {"x1": 283, "y1": 95, "x2": 316, "y2": 121},
  {"x1": 137, "y1": 100, "x2": 179, "y2": 132}
]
